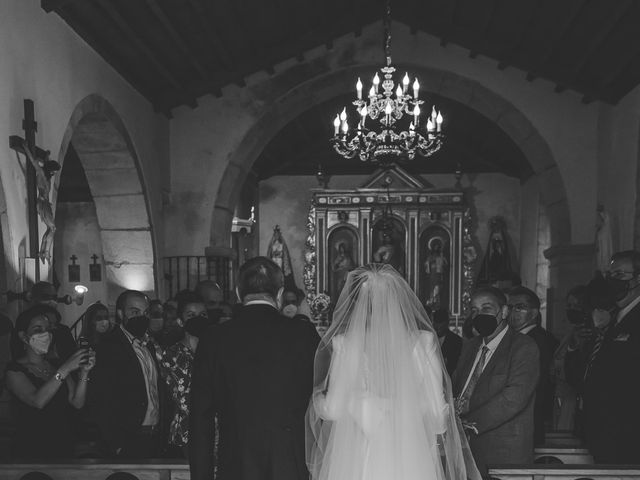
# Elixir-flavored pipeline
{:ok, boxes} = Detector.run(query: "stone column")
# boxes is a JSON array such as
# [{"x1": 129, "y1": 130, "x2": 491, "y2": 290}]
[{"x1": 544, "y1": 243, "x2": 595, "y2": 338}]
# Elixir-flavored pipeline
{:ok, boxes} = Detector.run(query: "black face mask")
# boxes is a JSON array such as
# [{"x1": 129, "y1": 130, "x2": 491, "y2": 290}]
[
  {"x1": 125, "y1": 315, "x2": 150, "y2": 338},
  {"x1": 472, "y1": 313, "x2": 498, "y2": 337},
  {"x1": 185, "y1": 315, "x2": 211, "y2": 338},
  {"x1": 566, "y1": 309, "x2": 587, "y2": 325},
  {"x1": 207, "y1": 308, "x2": 223, "y2": 324},
  {"x1": 606, "y1": 277, "x2": 631, "y2": 301}
]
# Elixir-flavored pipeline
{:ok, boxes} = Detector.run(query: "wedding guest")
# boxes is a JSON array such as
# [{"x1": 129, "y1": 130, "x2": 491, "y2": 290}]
[
  {"x1": 158, "y1": 300, "x2": 183, "y2": 349},
  {"x1": 566, "y1": 256, "x2": 640, "y2": 464},
  {"x1": 190, "y1": 257, "x2": 320, "y2": 480},
  {"x1": 80, "y1": 302, "x2": 114, "y2": 348},
  {"x1": 31, "y1": 281, "x2": 75, "y2": 363},
  {"x1": 452, "y1": 287, "x2": 539, "y2": 474},
  {"x1": 195, "y1": 280, "x2": 224, "y2": 322},
  {"x1": 5, "y1": 305, "x2": 95, "y2": 459},
  {"x1": 160, "y1": 293, "x2": 211, "y2": 457},
  {"x1": 507, "y1": 286, "x2": 558, "y2": 446},
  {"x1": 148, "y1": 300, "x2": 165, "y2": 344}
]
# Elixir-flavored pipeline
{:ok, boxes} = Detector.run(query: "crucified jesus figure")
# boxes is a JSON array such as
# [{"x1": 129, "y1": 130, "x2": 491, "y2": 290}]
[{"x1": 23, "y1": 144, "x2": 60, "y2": 264}]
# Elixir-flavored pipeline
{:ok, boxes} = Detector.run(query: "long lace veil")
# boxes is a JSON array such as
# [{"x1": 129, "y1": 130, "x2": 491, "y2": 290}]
[{"x1": 306, "y1": 264, "x2": 480, "y2": 480}]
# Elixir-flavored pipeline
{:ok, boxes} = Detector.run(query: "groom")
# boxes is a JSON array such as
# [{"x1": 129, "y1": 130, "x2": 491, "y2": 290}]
[{"x1": 189, "y1": 256, "x2": 320, "y2": 480}]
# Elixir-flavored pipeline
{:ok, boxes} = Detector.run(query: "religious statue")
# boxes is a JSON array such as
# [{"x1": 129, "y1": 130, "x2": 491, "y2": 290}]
[
  {"x1": 23, "y1": 144, "x2": 60, "y2": 264},
  {"x1": 477, "y1": 216, "x2": 515, "y2": 285},
  {"x1": 332, "y1": 241, "x2": 355, "y2": 297},
  {"x1": 266, "y1": 225, "x2": 298, "y2": 291},
  {"x1": 424, "y1": 237, "x2": 449, "y2": 308}
]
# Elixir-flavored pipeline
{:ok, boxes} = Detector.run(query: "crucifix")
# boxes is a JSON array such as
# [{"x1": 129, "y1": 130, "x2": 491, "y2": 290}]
[{"x1": 9, "y1": 99, "x2": 61, "y2": 272}]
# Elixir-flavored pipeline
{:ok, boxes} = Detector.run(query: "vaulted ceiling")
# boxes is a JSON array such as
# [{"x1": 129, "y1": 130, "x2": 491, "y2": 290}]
[{"x1": 43, "y1": 0, "x2": 640, "y2": 180}]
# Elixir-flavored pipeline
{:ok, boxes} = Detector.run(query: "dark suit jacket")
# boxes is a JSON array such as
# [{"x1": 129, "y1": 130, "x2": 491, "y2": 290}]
[
  {"x1": 452, "y1": 327, "x2": 539, "y2": 473},
  {"x1": 440, "y1": 329, "x2": 463, "y2": 376},
  {"x1": 526, "y1": 325, "x2": 558, "y2": 445},
  {"x1": 565, "y1": 301, "x2": 640, "y2": 463},
  {"x1": 189, "y1": 304, "x2": 320, "y2": 480},
  {"x1": 89, "y1": 327, "x2": 166, "y2": 454}
]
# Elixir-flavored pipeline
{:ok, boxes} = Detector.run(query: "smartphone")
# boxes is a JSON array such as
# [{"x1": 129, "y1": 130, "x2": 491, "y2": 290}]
[{"x1": 77, "y1": 336, "x2": 90, "y2": 350}]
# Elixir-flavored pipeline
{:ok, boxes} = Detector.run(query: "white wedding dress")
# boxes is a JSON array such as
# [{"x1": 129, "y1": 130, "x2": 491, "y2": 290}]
[{"x1": 306, "y1": 264, "x2": 479, "y2": 480}]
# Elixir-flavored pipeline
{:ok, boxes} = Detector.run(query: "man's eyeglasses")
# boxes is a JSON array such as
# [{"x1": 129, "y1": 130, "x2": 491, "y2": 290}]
[{"x1": 508, "y1": 303, "x2": 532, "y2": 313}]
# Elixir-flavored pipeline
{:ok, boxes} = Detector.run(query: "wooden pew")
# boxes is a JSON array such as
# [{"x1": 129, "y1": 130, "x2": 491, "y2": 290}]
[
  {"x1": 534, "y1": 447, "x2": 594, "y2": 465},
  {"x1": 0, "y1": 460, "x2": 190, "y2": 480},
  {"x1": 489, "y1": 464, "x2": 640, "y2": 480}
]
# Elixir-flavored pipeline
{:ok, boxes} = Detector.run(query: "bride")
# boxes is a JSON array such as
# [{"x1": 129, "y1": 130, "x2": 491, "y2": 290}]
[{"x1": 306, "y1": 264, "x2": 480, "y2": 480}]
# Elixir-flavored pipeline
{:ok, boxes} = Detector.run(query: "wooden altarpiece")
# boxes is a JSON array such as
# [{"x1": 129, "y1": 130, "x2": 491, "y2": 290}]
[{"x1": 304, "y1": 165, "x2": 476, "y2": 322}]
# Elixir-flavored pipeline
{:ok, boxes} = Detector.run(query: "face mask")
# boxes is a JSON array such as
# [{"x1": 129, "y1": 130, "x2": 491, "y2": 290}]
[
  {"x1": 592, "y1": 309, "x2": 612, "y2": 329},
  {"x1": 29, "y1": 332, "x2": 52, "y2": 355},
  {"x1": 566, "y1": 309, "x2": 587, "y2": 325},
  {"x1": 184, "y1": 315, "x2": 210, "y2": 338},
  {"x1": 95, "y1": 319, "x2": 112, "y2": 334},
  {"x1": 125, "y1": 315, "x2": 150, "y2": 338},
  {"x1": 282, "y1": 304, "x2": 298, "y2": 318},
  {"x1": 472, "y1": 314, "x2": 498, "y2": 337},
  {"x1": 207, "y1": 309, "x2": 222, "y2": 324},
  {"x1": 149, "y1": 317, "x2": 164, "y2": 333},
  {"x1": 607, "y1": 277, "x2": 631, "y2": 301}
]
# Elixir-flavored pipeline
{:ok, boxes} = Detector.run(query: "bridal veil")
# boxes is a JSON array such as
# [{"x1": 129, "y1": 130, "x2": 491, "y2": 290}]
[{"x1": 306, "y1": 263, "x2": 480, "y2": 480}]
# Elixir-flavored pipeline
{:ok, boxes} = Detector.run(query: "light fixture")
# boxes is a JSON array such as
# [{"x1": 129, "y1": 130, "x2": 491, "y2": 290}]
[
  {"x1": 331, "y1": 0, "x2": 444, "y2": 166},
  {"x1": 73, "y1": 284, "x2": 88, "y2": 306}
]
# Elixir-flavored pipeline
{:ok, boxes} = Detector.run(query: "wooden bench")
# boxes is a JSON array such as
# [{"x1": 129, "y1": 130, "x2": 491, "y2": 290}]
[
  {"x1": 489, "y1": 464, "x2": 640, "y2": 480},
  {"x1": 534, "y1": 448, "x2": 594, "y2": 465},
  {"x1": 0, "y1": 460, "x2": 190, "y2": 480}
]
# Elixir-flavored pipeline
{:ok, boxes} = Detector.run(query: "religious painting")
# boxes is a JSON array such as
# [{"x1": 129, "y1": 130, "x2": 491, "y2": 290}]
[
  {"x1": 328, "y1": 226, "x2": 359, "y2": 303},
  {"x1": 371, "y1": 217, "x2": 406, "y2": 276},
  {"x1": 419, "y1": 226, "x2": 451, "y2": 310}
]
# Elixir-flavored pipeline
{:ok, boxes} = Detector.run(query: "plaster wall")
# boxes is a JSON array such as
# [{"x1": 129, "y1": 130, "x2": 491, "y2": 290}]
[
  {"x1": 169, "y1": 21, "x2": 602, "y2": 256},
  {"x1": 0, "y1": 1, "x2": 169, "y2": 294},
  {"x1": 52, "y1": 202, "x2": 107, "y2": 327},
  {"x1": 258, "y1": 173, "x2": 525, "y2": 296}
]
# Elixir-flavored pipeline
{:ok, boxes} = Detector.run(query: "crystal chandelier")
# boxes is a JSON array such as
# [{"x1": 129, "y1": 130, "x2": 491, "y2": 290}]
[{"x1": 331, "y1": 1, "x2": 444, "y2": 165}]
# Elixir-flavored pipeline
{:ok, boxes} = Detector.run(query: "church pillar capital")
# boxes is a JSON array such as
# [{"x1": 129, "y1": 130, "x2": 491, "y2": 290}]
[{"x1": 544, "y1": 243, "x2": 596, "y2": 337}]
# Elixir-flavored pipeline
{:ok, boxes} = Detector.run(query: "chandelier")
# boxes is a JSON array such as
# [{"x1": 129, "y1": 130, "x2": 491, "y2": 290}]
[{"x1": 331, "y1": 1, "x2": 444, "y2": 165}]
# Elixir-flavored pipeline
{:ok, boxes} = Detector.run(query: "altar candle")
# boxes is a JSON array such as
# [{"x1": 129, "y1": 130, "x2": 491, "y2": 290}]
[
  {"x1": 373, "y1": 73, "x2": 380, "y2": 93},
  {"x1": 333, "y1": 114, "x2": 340, "y2": 135},
  {"x1": 384, "y1": 101, "x2": 393, "y2": 123},
  {"x1": 342, "y1": 120, "x2": 349, "y2": 134},
  {"x1": 360, "y1": 105, "x2": 368, "y2": 127},
  {"x1": 413, "y1": 78, "x2": 420, "y2": 99},
  {"x1": 396, "y1": 85, "x2": 403, "y2": 99},
  {"x1": 436, "y1": 110, "x2": 443, "y2": 132},
  {"x1": 427, "y1": 118, "x2": 434, "y2": 132},
  {"x1": 369, "y1": 86, "x2": 376, "y2": 98},
  {"x1": 356, "y1": 78, "x2": 362, "y2": 100},
  {"x1": 431, "y1": 106, "x2": 437, "y2": 122},
  {"x1": 413, "y1": 104, "x2": 420, "y2": 126}
]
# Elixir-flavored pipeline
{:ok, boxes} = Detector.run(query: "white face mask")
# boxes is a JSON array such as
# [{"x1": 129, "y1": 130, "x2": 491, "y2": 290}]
[
  {"x1": 282, "y1": 304, "x2": 298, "y2": 318},
  {"x1": 29, "y1": 332, "x2": 52, "y2": 355}
]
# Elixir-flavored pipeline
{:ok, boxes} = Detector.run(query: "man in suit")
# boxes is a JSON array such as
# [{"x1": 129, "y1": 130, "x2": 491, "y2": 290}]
[
  {"x1": 90, "y1": 289, "x2": 165, "y2": 457},
  {"x1": 432, "y1": 308, "x2": 462, "y2": 376},
  {"x1": 565, "y1": 251, "x2": 640, "y2": 463},
  {"x1": 507, "y1": 286, "x2": 558, "y2": 446},
  {"x1": 452, "y1": 286, "x2": 539, "y2": 474},
  {"x1": 189, "y1": 256, "x2": 320, "y2": 480}
]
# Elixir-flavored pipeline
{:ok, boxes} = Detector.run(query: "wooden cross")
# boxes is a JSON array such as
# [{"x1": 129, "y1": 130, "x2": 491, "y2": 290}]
[
  {"x1": 69, "y1": 255, "x2": 78, "y2": 265},
  {"x1": 8, "y1": 99, "x2": 48, "y2": 280},
  {"x1": 91, "y1": 254, "x2": 99, "y2": 264}
]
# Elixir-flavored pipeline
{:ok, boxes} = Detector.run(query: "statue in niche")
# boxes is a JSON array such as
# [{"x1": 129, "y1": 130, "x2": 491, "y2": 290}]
[
  {"x1": 372, "y1": 218, "x2": 405, "y2": 276},
  {"x1": 478, "y1": 216, "x2": 515, "y2": 285},
  {"x1": 332, "y1": 241, "x2": 355, "y2": 298},
  {"x1": 424, "y1": 237, "x2": 449, "y2": 308}
]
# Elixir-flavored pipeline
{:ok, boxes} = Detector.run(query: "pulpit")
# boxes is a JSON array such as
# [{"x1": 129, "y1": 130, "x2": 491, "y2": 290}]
[{"x1": 303, "y1": 165, "x2": 476, "y2": 323}]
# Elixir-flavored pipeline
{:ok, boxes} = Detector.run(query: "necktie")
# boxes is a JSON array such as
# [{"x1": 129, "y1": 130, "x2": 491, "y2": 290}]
[
  {"x1": 457, "y1": 346, "x2": 490, "y2": 415},
  {"x1": 584, "y1": 331, "x2": 604, "y2": 381}
]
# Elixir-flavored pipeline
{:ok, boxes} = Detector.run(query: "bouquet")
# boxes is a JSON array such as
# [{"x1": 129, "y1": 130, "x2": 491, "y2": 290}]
[{"x1": 310, "y1": 293, "x2": 331, "y2": 325}]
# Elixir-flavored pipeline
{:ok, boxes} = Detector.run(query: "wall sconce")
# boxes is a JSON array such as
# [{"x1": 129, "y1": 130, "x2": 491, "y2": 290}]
[
  {"x1": 90, "y1": 254, "x2": 102, "y2": 282},
  {"x1": 68, "y1": 255, "x2": 80, "y2": 282},
  {"x1": 73, "y1": 284, "x2": 88, "y2": 306}
]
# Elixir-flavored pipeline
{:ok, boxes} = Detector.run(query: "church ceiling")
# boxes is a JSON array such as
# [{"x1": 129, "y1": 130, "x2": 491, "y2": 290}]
[{"x1": 44, "y1": 0, "x2": 640, "y2": 113}]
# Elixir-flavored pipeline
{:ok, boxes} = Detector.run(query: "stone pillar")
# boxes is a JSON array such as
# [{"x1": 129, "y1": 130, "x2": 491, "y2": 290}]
[{"x1": 544, "y1": 243, "x2": 595, "y2": 338}]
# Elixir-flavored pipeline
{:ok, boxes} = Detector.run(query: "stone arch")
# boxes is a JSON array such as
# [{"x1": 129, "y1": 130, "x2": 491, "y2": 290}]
[
  {"x1": 55, "y1": 94, "x2": 156, "y2": 298},
  {"x1": 211, "y1": 65, "x2": 571, "y2": 251}
]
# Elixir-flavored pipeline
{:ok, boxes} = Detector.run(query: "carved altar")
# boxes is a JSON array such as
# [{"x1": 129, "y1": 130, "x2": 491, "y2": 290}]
[{"x1": 304, "y1": 165, "x2": 476, "y2": 322}]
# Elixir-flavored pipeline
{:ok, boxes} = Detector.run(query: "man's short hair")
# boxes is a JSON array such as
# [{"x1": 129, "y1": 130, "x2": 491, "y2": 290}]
[
  {"x1": 177, "y1": 291, "x2": 205, "y2": 318},
  {"x1": 507, "y1": 286, "x2": 541, "y2": 310},
  {"x1": 472, "y1": 286, "x2": 507, "y2": 307},
  {"x1": 237, "y1": 256, "x2": 284, "y2": 300},
  {"x1": 611, "y1": 250, "x2": 640, "y2": 273},
  {"x1": 115, "y1": 290, "x2": 148, "y2": 314}
]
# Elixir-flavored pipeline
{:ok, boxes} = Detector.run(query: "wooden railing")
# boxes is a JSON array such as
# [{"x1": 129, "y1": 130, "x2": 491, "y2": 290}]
[
  {"x1": 0, "y1": 460, "x2": 189, "y2": 480},
  {"x1": 489, "y1": 464, "x2": 640, "y2": 480}
]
